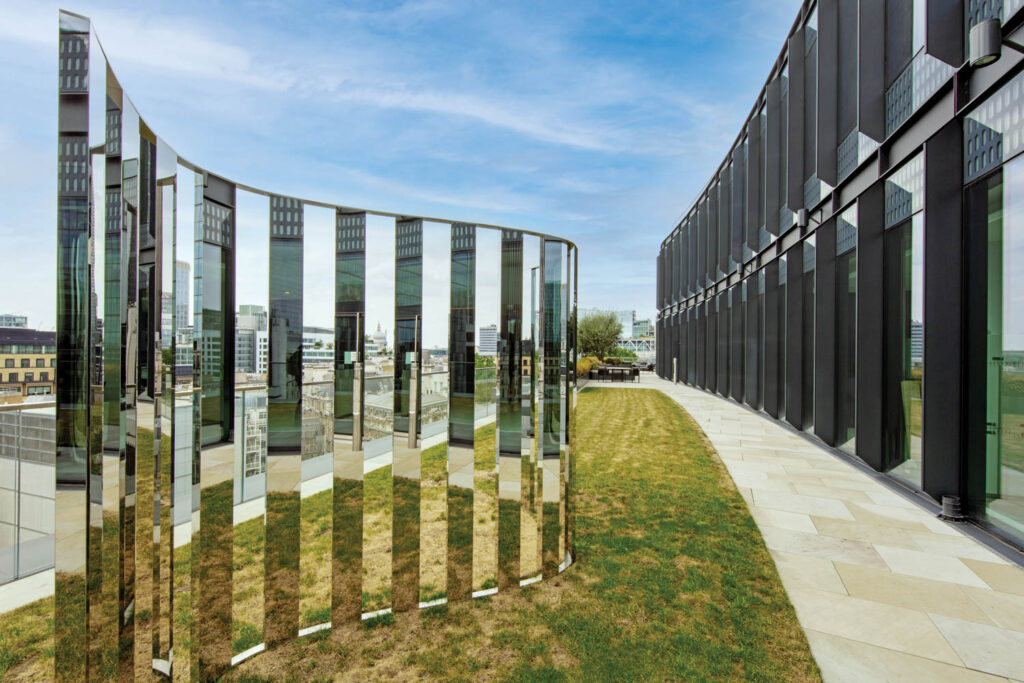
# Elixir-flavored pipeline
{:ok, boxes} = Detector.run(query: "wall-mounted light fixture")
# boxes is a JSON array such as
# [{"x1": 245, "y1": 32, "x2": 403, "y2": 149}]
[{"x1": 970, "y1": 18, "x2": 1003, "y2": 68}]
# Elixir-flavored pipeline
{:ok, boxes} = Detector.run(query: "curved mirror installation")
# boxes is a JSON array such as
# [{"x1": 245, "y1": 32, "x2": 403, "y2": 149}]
[{"x1": 37, "y1": 10, "x2": 578, "y2": 680}]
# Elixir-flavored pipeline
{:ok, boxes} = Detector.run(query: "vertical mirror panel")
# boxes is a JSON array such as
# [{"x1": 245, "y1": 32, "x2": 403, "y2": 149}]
[
  {"x1": 473, "y1": 229, "x2": 500, "y2": 593},
  {"x1": 497, "y1": 230, "x2": 523, "y2": 590},
  {"x1": 558, "y1": 242, "x2": 569, "y2": 569},
  {"x1": 566, "y1": 245, "x2": 577, "y2": 560},
  {"x1": 133, "y1": 118, "x2": 159, "y2": 680},
  {"x1": 55, "y1": 15, "x2": 91, "y2": 678},
  {"x1": 447, "y1": 224, "x2": 475, "y2": 601},
  {"x1": 415, "y1": 222, "x2": 449, "y2": 605},
  {"x1": 87, "y1": 60, "x2": 121, "y2": 682},
  {"x1": 266, "y1": 196, "x2": 301, "y2": 646},
  {"x1": 231, "y1": 190, "x2": 269, "y2": 658},
  {"x1": 119, "y1": 98, "x2": 141, "y2": 681},
  {"x1": 520, "y1": 236, "x2": 541, "y2": 583},
  {"x1": 362, "y1": 214, "x2": 395, "y2": 614},
  {"x1": 332, "y1": 211, "x2": 365, "y2": 623},
  {"x1": 85, "y1": 144, "x2": 106, "y2": 681},
  {"x1": 172, "y1": 164, "x2": 197, "y2": 681},
  {"x1": 542, "y1": 240, "x2": 564, "y2": 577},
  {"x1": 86, "y1": 47, "x2": 106, "y2": 680},
  {"x1": 195, "y1": 173, "x2": 236, "y2": 678},
  {"x1": 300, "y1": 205, "x2": 334, "y2": 630},
  {"x1": 532, "y1": 242, "x2": 545, "y2": 571},
  {"x1": 416, "y1": 222, "x2": 449, "y2": 605},
  {"x1": 392, "y1": 218, "x2": 422, "y2": 611},
  {"x1": 154, "y1": 137, "x2": 177, "y2": 674}
]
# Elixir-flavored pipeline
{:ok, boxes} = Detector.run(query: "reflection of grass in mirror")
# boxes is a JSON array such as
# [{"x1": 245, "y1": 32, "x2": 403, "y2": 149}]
[
  {"x1": 223, "y1": 388, "x2": 818, "y2": 681},
  {"x1": 420, "y1": 440, "x2": 447, "y2": 602},
  {"x1": 473, "y1": 423, "x2": 498, "y2": 591},
  {"x1": 232, "y1": 514, "x2": 264, "y2": 655},
  {"x1": 300, "y1": 489, "x2": 332, "y2": 628},
  {"x1": 362, "y1": 461, "x2": 393, "y2": 612}
]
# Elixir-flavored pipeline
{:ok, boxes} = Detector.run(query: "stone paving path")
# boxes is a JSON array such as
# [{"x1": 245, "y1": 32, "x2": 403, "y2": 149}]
[{"x1": 622, "y1": 374, "x2": 1024, "y2": 682}]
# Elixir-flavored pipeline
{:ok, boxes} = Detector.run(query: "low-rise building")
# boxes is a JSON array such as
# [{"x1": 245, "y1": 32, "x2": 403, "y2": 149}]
[{"x1": 0, "y1": 328, "x2": 56, "y2": 398}]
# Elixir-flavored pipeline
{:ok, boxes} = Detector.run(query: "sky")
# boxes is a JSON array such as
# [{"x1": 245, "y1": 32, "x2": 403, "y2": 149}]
[{"x1": 0, "y1": 0, "x2": 802, "y2": 335}]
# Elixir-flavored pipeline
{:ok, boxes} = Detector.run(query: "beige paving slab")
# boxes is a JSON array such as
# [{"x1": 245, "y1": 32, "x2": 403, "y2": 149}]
[
  {"x1": 751, "y1": 489, "x2": 856, "y2": 521},
  {"x1": 963, "y1": 585, "x2": 1024, "y2": 633},
  {"x1": 770, "y1": 550, "x2": 848, "y2": 595},
  {"x1": 873, "y1": 545, "x2": 991, "y2": 588},
  {"x1": 929, "y1": 614, "x2": 1024, "y2": 680},
  {"x1": 805, "y1": 629, "x2": 1014, "y2": 683},
  {"x1": 833, "y1": 562, "x2": 995, "y2": 625},
  {"x1": 962, "y1": 559, "x2": 1024, "y2": 596},
  {"x1": 810, "y1": 517, "x2": 922, "y2": 551},
  {"x1": 787, "y1": 587, "x2": 964, "y2": 665}
]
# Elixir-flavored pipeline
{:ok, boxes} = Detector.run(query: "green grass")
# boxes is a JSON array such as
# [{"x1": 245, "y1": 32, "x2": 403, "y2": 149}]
[
  {"x1": 224, "y1": 387, "x2": 819, "y2": 681},
  {"x1": 3, "y1": 387, "x2": 819, "y2": 681}
]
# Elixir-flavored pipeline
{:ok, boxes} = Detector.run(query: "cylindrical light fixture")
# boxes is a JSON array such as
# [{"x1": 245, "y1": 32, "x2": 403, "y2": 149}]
[{"x1": 970, "y1": 18, "x2": 1002, "y2": 68}]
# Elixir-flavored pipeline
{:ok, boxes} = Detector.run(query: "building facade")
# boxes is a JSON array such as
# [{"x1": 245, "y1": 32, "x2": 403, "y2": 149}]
[
  {"x1": 0, "y1": 314, "x2": 28, "y2": 329},
  {"x1": 0, "y1": 328, "x2": 56, "y2": 397},
  {"x1": 656, "y1": 0, "x2": 1024, "y2": 551}
]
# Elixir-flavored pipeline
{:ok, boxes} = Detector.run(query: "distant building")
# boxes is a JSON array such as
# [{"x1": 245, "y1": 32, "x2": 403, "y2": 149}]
[
  {"x1": 303, "y1": 326, "x2": 334, "y2": 368},
  {"x1": 175, "y1": 260, "x2": 191, "y2": 330},
  {"x1": 479, "y1": 324, "x2": 498, "y2": 356},
  {"x1": 0, "y1": 328, "x2": 56, "y2": 397},
  {"x1": 0, "y1": 314, "x2": 28, "y2": 329},
  {"x1": 371, "y1": 322, "x2": 388, "y2": 354},
  {"x1": 633, "y1": 318, "x2": 653, "y2": 338},
  {"x1": 579, "y1": 308, "x2": 635, "y2": 338},
  {"x1": 911, "y1": 321, "x2": 923, "y2": 367},
  {"x1": 236, "y1": 305, "x2": 269, "y2": 376}
]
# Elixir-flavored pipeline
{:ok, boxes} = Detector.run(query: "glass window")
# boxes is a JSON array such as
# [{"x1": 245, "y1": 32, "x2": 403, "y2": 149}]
[
  {"x1": 8, "y1": 373, "x2": 17, "y2": 383},
  {"x1": 20, "y1": 359, "x2": 29, "y2": 368},
  {"x1": 836, "y1": 206, "x2": 858, "y2": 452},
  {"x1": 779, "y1": 255, "x2": 788, "y2": 421},
  {"x1": 4, "y1": 360, "x2": 11, "y2": 368},
  {"x1": 802, "y1": 236, "x2": 817, "y2": 432},
  {"x1": 968, "y1": 159, "x2": 1024, "y2": 543},
  {"x1": 40, "y1": 372, "x2": 48, "y2": 382},
  {"x1": 24, "y1": 373, "x2": 33, "y2": 383},
  {"x1": 884, "y1": 154, "x2": 925, "y2": 486},
  {"x1": 35, "y1": 359, "x2": 44, "y2": 368}
]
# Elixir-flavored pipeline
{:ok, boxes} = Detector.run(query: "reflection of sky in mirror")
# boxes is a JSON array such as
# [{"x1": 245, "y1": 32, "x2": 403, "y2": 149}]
[
  {"x1": 365, "y1": 214, "x2": 395, "y2": 344},
  {"x1": 0, "y1": 0, "x2": 805, "y2": 330},
  {"x1": 177, "y1": 165, "x2": 196, "y2": 322},
  {"x1": 303, "y1": 204, "x2": 335, "y2": 330},
  {"x1": 235, "y1": 189, "x2": 269, "y2": 321},
  {"x1": 421, "y1": 221, "x2": 450, "y2": 350},
  {"x1": 476, "y1": 228, "x2": 500, "y2": 333}
]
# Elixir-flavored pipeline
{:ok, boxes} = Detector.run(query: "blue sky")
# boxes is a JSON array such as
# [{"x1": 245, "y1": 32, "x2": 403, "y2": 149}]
[{"x1": 0, "y1": 0, "x2": 801, "y2": 331}]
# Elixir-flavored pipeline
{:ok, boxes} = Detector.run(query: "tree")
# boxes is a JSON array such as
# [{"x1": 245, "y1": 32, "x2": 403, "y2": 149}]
[{"x1": 578, "y1": 312, "x2": 623, "y2": 358}]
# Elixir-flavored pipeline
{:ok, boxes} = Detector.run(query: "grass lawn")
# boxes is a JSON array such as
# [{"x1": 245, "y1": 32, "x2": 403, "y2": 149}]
[{"x1": 0, "y1": 387, "x2": 820, "y2": 681}]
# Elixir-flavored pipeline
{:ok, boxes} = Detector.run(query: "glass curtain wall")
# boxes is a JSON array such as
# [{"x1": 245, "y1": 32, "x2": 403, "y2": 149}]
[
  {"x1": 836, "y1": 206, "x2": 858, "y2": 452},
  {"x1": 802, "y1": 236, "x2": 817, "y2": 431},
  {"x1": 883, "y1": 154, "x2": 924, "y2": 485},
  {"x1": 969, "y1": 161, "x2": 1024, "y2": 542}
]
